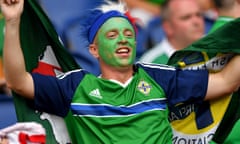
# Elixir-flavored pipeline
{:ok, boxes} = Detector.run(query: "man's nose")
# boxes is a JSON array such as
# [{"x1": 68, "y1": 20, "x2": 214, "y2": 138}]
[{"x1": 118, "y1": 34, "x2": 127, "y2": 44}]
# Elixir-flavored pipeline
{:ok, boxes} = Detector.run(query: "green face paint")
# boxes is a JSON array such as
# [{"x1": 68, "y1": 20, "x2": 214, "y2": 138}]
[{"x1": 95, "y1": 17, "x2": 136, "y2": 67}]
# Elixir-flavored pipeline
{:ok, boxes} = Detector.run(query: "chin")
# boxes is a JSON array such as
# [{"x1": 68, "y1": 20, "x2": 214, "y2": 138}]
[{"x1": 116, "y1": 62, "x2": 133, "y2": 68}]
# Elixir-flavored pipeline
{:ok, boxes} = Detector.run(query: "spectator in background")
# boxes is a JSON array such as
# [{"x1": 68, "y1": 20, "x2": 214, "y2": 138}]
[
  {"x1": 140, "y1": 0, "x2": 205, "y2": 64},
  {"x1": 209, "y1": 0, "x2": 240, "y2": 32}
]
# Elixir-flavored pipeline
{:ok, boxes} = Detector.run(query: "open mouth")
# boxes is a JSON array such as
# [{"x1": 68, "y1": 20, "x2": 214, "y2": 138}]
[{"x1": 116, "y1": 47, "x2": 130, "y2": 54}]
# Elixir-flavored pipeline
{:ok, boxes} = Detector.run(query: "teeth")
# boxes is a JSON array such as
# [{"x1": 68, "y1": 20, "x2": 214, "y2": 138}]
[{"x1": 117, "y1": 48, "x2": 129, "y2": 53}]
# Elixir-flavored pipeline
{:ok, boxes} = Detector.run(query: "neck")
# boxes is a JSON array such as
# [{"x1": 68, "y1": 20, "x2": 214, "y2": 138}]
[
  {"x1": 100, "y1": 64, "x2": 134, "y2": 84},
  {"x1": 169, "y1": 39, "x2": 185, "y2": 51},
  {"x1": 218, "y1": 5, "x2": 240, "y2": 18}
]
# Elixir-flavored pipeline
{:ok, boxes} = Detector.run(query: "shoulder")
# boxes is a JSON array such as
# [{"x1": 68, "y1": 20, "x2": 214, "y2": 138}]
[{"x1": 135, "y1": 62, "x2": 176, "y2": 78}]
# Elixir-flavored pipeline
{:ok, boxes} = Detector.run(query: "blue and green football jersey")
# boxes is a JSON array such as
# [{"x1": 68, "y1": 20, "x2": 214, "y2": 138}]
[{"x1": 32, "y1": 62, "x2": 208, "y2": 143}]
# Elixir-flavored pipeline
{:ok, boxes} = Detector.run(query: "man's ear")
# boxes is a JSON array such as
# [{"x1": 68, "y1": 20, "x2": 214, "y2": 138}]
[
  {"x1": 162, "y1": 21, "x2": 173, "y2": 37},
  {"x1": 89, "y1": 44, "x2": 99, "y2": 58}
]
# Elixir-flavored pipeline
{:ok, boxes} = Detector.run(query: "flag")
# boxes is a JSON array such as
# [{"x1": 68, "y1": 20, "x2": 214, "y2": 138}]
[
  {"x1": 168, "y1": 18, "x2": 240, "y2": 143},
  {"x1": 14, "y1": 0, "x2": 80, "y2": 143}
]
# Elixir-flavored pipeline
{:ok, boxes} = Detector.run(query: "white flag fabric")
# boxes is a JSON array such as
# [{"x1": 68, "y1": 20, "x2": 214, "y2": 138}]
[{"x1": 0, "y1": 122, "x2": 46, "y2": 144}]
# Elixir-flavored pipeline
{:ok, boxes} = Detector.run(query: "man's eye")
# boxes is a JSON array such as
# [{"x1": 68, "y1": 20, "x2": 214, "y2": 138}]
[
  {"x1": 107, "y1": 31, "x2": 117, "y2": 38},
  {"x1": 124, "y1": 30, "x2": 133, "y2": 37}
]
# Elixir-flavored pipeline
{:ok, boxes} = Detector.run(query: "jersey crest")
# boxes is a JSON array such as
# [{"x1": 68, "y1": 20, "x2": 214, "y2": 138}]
[{"x1": 137, "y1": 80, "x2": 152, "y2": 95}]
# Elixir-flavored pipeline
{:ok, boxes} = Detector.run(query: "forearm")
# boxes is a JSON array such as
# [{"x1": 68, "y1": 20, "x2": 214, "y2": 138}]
[
  {"x1": 222, "y1": 55, "x2": 240, "y2": 90},
  {"x1": 205, "y1": 55, "x2": 240, "y2": 100},
  {"x1": 3, "y1": 19, "x2": 34, "y2": 99}
]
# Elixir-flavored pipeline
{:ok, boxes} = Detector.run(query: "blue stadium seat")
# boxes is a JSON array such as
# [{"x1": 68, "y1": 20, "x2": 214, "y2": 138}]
[{"x1": 0, "y1": 94, "x2": 17, "y2": 129}]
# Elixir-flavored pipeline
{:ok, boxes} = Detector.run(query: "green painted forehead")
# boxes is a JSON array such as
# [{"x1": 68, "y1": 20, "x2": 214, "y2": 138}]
[{"x1": 98, "y1": 17, "x2": 135, "y2": 37}]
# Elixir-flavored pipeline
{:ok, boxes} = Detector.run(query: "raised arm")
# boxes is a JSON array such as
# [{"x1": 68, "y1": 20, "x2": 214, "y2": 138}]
[
  {"x1": 1, "y1": 0, "x2": 34, "y2": 99},
  {"x1": 205, "y1": 55, "x2": 240, "y2": 100}
]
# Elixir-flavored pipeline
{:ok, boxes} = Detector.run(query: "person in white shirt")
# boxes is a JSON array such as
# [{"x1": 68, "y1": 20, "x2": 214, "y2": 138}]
[{"x1": 140, "y1": 0, "x2": 205, "y2": 64}]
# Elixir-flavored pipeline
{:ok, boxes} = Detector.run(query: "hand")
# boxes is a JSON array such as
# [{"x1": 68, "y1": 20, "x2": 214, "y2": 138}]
[{"x1": 0, "y1": 0, "x2": 24, "y2": 22}]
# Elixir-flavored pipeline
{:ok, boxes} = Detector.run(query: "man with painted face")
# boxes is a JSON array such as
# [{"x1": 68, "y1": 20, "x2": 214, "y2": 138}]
[
  {"x1": 2, "y1": 0, "x2": 240, "y2": 143},
  {"x1": 89, "y1": 16, "x2": 136, "y2": 70}
]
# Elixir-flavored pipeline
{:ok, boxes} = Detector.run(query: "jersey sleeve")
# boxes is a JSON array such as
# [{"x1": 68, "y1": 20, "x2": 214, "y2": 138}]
[
  {"x1": 138, "y1": 63, "x2": 208, "y2": 106},
  {"x1": 166, "y1": 69, "x2": 208, "y2": 106},
  {"x1": 31, "y1": 69, "x2": 87, "y2": 117}
]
